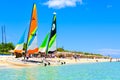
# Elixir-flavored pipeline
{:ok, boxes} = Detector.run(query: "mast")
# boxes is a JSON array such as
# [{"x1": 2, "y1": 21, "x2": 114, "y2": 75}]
[
  {"x1": 3, "y1": 26, "x2": 6, "y2": 52},
  {"x1": 1, "y1": 26, "x2": 4, "y2": 53},
  {"x1": 1, "y1": 26, "x2": 6, "y2": 53},
  {"x1": 1, "y1": 26, "x2": 4, "y2": 44},
  {"x1": 45, "y1": 31, "x2": 50, "y2": 55},
  {"x1": 25, "y1": 4, "x2": 35, "y2": 58},
  {"x1": 4, "y1": 26, "x2": 6, "y2": 43},
  {"x1": 25, "y1": 12, "x2": 32, "y2": 57}
]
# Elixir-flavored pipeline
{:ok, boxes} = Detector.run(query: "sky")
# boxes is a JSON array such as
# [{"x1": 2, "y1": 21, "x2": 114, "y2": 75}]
[{"x1": 0, "y1": 0, "x2": 120, "y2": 58}]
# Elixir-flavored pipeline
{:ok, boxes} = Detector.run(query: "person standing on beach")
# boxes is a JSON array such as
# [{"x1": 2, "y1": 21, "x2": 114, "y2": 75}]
[{"x1": 74, "y1": 54, "x2": 77, "y2": 62}]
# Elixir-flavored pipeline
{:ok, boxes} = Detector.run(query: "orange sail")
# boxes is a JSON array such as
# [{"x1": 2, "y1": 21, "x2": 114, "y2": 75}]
[{"x1": 27, "y1": 4, "x2": 38, "y2": 54}]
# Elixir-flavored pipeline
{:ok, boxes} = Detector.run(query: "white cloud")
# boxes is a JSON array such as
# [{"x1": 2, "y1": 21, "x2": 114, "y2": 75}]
[
  {"x1": 43, "y1": 0, "x2": 83, "y2": 9},
  {"x1": 98, "y1": 49, "x2": 120, "y2": 55}
]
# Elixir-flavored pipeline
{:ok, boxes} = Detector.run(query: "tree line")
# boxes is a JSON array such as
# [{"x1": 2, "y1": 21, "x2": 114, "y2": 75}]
[{"x1": 0, "y1": 42, "x2": 14, "y2": 54}]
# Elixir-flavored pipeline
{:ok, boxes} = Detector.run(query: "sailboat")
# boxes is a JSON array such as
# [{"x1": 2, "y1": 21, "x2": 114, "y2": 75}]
[
  {"x1": 14, "y1": 4, "x2": 38, "y2": 57},
  {"x1": 39, "y1": 12, "x2": 57, "y2": 55},
  {"x1": 26, "y1": 4, "x2": 38, "y2": 55},
  {"x1": 14, "y1": 29, "x2": 26, "y2": 53}
]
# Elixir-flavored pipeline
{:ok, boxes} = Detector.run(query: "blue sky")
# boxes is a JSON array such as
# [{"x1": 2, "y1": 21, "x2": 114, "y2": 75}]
[{"x1": 0, "y1": 0, "x2": 120, "y2": 57}]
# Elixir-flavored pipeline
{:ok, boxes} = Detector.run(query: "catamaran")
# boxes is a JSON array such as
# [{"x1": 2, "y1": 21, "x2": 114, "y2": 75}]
[
  {"x1": 13, "y1": 4, "x2": 64, "y2": 66},
  {"x1": 26, "y1": 4, "x2": 38, "y2": 56},
  {"x1": 39, "y1": 12, "x2": 57, "y2": 55},
  {"x1": 14, "y1": 4, "x2": 38, "y2": 58},
  {"x1": 14, "y1": 3, "x2": 57, "y2": 59},
  {"x1": 14, "y1": 28, "x2": 26, "y2": 56}
]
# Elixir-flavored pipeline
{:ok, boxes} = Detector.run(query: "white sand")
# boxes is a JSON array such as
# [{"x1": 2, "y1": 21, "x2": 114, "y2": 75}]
[{"x1": 0, "y1": 55, "x2": 117, "y2": 68}]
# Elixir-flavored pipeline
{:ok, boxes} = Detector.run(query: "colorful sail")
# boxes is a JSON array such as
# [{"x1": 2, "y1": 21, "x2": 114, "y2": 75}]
[
  {"x1": 46, "y1": 12, "x2": 57, "y2": 54},
  {"x1": 14, "y1": 29, "x2": 26, "y2": 53},
  {"x1": 39, "y1": 32, "x2": 50, "y2": 53},
  {"x1": 27, "y1": 4, "x2": 38, "y2": 54}
]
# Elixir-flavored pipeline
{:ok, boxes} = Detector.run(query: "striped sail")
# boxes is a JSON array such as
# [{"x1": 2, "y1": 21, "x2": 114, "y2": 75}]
[
  {"x1": 27, "y1": 4, "x2": 38, "y2": 54},
  {"x1": 39, "y1": 32, "x2": 50, "y2": 53},
  {"x1": 46, "y1": 12, "x2": 57, "y2": 54},
  {"x1": 14, "y1": 29, "x2": 26, "y2": 53}
]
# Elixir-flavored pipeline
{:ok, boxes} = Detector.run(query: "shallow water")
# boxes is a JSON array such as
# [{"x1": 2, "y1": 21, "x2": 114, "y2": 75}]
[{"x1": 0, "y1": 62, "x2": 120, "y2": 80}]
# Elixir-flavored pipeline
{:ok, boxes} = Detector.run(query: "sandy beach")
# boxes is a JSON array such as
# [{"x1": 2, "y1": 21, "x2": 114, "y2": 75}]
[{"x1": 0, "y1": 55, "x2": 117, "y2": 68}]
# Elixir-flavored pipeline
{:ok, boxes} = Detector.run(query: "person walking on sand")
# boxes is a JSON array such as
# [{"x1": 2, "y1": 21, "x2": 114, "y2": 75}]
[{"x1": 74, "y1": 54, "x2": 77, "y2": 62}]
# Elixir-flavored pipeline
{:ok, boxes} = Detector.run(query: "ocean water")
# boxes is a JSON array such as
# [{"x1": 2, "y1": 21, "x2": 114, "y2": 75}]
[{"x1": 0, "y1": 62, "x2": 120, "y2": 80}]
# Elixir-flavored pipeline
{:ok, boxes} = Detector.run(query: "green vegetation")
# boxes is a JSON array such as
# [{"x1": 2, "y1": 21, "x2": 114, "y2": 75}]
[
  {"x1": 0, "y1": 42, "x2": 14, "y2": 54},
  {"x1": 57, "y1": 48, "x2": 64, "y2": 52}
]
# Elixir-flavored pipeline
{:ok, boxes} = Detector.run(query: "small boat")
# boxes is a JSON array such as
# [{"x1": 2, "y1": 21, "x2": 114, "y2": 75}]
[
  {"x1": 14, "y1": 4, "x2": 38, "y2": 57},
  {"x1": 39, "y1": 12, "x2": 57, "y2": 55}
]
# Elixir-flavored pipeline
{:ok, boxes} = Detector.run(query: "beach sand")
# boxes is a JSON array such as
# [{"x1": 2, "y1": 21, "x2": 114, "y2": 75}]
[{"x1": 0, "y1": 55, "x2": 116, "y2": 68}]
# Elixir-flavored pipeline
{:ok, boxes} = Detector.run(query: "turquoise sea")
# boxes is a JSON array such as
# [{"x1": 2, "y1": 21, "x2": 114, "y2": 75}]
[{"x1": 0, "y1": 62, "x2": 120, "y2": 80}]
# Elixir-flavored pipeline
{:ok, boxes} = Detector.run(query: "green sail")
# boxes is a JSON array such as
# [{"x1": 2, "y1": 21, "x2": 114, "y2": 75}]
[
  {"x1": 46, "y1": 12, "x2": 57, "y2": 54},
  {"x1": 48, "y1": 34, "x2": 56, "y2": 48},
  {"x1": 39, "y1": 32, "x2": 50, "y2": 52}
]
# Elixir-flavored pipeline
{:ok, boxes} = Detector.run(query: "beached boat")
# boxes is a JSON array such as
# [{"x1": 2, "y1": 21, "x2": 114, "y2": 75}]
[
  {"x1": 14, "y1": 28, "x2": 26, "y2": 54},
  {"x1": 8, "y1": 4, "x2": 64, "y2": 66},
  {"x1": 14, "y1": 4, "x2": 56, "y2": 59},
  {"x1": 26, "y1": 4, "x2": 38, "y2": 55},
  {"x1": 39, "y1": 12, "x2": 57, "y2": 55},
  {"x1": 14, "y1": 4, "x2": 38, "y2": 57}
]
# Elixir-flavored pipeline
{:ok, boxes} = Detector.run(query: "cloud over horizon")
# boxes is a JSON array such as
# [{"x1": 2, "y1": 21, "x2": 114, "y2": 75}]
[
  {"x1": 98, "y1": 49, "x2": 120, "y2": 56},
  {"x1": 43, "y1": 0, "x2": 83, "y2": 9}
]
